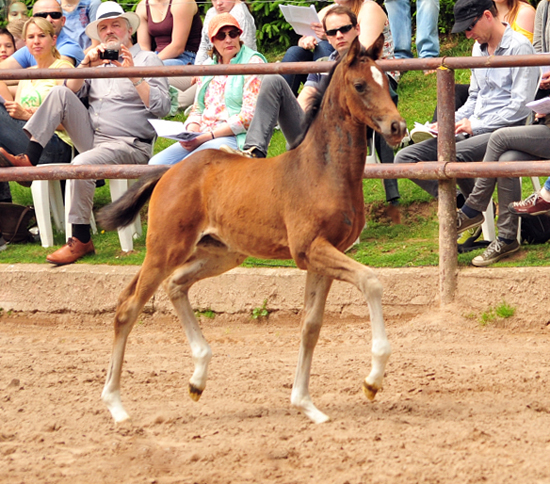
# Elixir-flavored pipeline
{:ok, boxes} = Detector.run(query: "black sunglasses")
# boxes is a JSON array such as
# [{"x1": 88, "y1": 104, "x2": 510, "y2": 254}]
[
  {"x1": 465, "y1": 15, "x2": 482, "y2": 32},
  {"x1": 325, "y1": 24, "x2": 354, "y2": 37},
  {"x1": 33, "y1": 11, "x2": 63, "y2": 19},
  {"x1": 213, "y1": 29, "x2": 240, "y2": 41}
]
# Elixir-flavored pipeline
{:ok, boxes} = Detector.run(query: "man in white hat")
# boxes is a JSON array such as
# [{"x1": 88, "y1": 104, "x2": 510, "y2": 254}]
[{"x1": 0, "y1": 1, "x2": 170, "y2": 265}]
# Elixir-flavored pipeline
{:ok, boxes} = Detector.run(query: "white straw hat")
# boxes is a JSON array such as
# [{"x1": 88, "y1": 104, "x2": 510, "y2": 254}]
[{"x1": 85, "y1": 1, "x2": 140, "y2": 41}]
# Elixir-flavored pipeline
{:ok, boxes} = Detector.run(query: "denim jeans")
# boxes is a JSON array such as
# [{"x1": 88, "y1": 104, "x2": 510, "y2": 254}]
[
  {"x1": 0, "y1": 104, "x2": 72, "y2": 201},
  {"x1": 149, "y1": 136, "x2": 238, "y2": 166},
  {"x1": 385, "y1": 0, "x2": 440, "y2": 59},
  {"x1": 159, "y1": 50, "x2": 196, "y2": 66},
  {"x1": 280, "y1": 40, "x2": 334, "y2": 96}
]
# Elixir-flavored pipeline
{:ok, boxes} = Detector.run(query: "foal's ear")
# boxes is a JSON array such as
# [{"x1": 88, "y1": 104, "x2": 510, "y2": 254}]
[
  {"x1": 365, "y1": 33, "x2": 384, "y2": 61},
  {"x1": 343, "y1": 36, "x2": 363, "y2": 66}
]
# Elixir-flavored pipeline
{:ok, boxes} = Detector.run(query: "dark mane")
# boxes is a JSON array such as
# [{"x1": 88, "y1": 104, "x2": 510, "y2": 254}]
[{"x1": 288, "y1": 58, "x2": 341, "y2": 150}]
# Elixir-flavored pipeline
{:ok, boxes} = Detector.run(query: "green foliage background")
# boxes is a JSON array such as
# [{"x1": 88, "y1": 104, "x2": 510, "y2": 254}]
[{"x1": 0, "y1": 0, "x2": 542, "y2": 49}]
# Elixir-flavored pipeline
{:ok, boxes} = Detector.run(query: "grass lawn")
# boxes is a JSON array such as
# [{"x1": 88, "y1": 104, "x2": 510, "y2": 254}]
[{"x1": 5, "y1": 36, "x2": 550, "y2": 268}]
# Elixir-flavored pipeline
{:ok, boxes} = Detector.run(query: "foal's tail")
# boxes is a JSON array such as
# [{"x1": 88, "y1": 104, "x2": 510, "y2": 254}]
[{"x1": 97, "y1": 169, "x2": 167, "y2": 231}]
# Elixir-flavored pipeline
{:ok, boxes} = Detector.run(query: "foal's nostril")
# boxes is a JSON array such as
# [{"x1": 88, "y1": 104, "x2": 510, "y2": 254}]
[{"x1": 391, "y1": 120, "x2": 404, "y2": 137}]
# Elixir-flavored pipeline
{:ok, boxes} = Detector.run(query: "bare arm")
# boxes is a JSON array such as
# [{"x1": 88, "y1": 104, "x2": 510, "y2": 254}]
[
  {"x1": 297, "y1": 85, "x2": 318, "y2": 111},
  {"x1": 357, "y1": 1, "x2": 387, "y2": 49},
  {"x1": 157, "y1": 0, "x2": 198, "y2": 61},
  {"x1": 0, "y1": 81, "x2": 14, "y2": 101},
  {"x1": 136, "y1": 0, "x2": 152, "y2": 52},
  {"x1": 515, "y1": 4, "x2": 536, "y2": 37}
]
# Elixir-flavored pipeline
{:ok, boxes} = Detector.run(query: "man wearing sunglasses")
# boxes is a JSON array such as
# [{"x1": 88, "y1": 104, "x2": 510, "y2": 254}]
[
  {"x1": 395, "y1": 0, "x2": 538, "y2": 203},
  {"x1": 0, "y1": 0, "x2": 84, "y2": 70}
]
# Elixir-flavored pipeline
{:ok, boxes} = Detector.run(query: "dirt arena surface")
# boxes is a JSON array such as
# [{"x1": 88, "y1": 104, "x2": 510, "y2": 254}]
[{"x1": 2, "y1": 307, "x2": 550, "y2": 484}]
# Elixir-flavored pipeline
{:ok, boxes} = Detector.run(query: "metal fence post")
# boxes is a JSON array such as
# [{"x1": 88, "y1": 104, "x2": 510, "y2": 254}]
[{"x1": 436, "y1": 66, "x2": 457, "y2": 305}]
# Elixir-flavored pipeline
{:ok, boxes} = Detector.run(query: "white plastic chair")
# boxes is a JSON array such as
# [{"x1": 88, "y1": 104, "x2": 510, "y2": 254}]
[{"x1": 481, "y1": 176, "x2": 542, "y2": 243}]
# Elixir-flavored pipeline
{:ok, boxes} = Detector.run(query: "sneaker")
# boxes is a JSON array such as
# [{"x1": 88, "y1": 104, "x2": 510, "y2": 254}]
[
  {"x1": 457, "y1": 225, "x2": 482, "y2": 245},
  {"x1": 471, "y1": 238, "x2": 520, "y2": 267},
  {"x1": 456, "y1": 209, "x2": 484, "y2": 234},
  {"x1": 410, "y1": 123, "x2": 436, "y2": 144},
  {"x1": 509, "y1": 192, "x2": 550, "y2": 216}
]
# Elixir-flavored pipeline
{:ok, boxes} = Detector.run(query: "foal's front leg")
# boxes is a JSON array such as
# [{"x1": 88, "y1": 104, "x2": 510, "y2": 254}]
[
  {"x1": 307, "y1": 238, "x2": 391, "y2": 402},
  {"x1": 291, "y1": 271, "x2": 333, "y2": 424}
]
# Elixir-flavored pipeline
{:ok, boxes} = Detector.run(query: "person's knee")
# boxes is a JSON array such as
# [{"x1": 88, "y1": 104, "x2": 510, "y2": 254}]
[{"x1": 394, "y1": 146, "x2": 420, "y2": 164}]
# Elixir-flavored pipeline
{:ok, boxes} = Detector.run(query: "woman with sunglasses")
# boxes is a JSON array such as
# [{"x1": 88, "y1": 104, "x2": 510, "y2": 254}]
[
  {"x1": 0, "y1": 17, "x2": 74, "y2": 201},
  {"x1": 149, "y1": 13, "x2": 265, "y2": 166}
]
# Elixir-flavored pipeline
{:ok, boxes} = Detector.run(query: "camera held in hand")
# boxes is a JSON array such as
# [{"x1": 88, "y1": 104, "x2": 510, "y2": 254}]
[
  {"x1": 100, "y1": 41, "x2": 121, "y2": 61},
  {"x1": 100, "y1": 49, "x2": 119, "y2": 61}
]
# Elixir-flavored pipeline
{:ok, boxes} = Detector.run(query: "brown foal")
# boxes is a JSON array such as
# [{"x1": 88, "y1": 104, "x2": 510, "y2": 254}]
[{"x1": 98, "y1": 36, "x2": 406, "y2": 424}]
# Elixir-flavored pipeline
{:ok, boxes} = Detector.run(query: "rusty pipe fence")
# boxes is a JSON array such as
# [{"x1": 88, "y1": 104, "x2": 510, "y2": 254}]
[{"x1": 3, "y1": 54, "x2": 550, "y2": 304}]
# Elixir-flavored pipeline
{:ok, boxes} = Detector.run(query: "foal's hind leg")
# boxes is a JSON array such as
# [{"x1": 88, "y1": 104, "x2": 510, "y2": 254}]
[
  {"x1": 306, "y1": 238, "x2": 391, "y2": 404},
  {"x1": 163, "y1": 247, "x2": 246, "y2": 402},
  {"x1": 102, "y1": 265, "x2": 168, "y2": 423},
  {"x1": 291, "y1": 271, "x2": 333, "y2": 424}
]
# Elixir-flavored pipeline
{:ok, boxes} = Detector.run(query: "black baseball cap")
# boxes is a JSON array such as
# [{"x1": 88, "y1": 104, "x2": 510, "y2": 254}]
[{"x1": 451, "y1": 0, "x2": 495, "y2": 34}]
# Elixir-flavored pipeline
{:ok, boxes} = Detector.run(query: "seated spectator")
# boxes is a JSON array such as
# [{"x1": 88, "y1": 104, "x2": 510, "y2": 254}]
[
  {"x1": 6, "y1": 0, "x2": 27, "y2": 23},
  {"x1": 0, "y1": 28, "x2": 16, "y2": 62},
  {"x1": 149, "y1": 13, "x2": 265, "y2": 166},
  {"x1": 6, "y1": 18, "x2": 27, "y2": 51},
  {"x1": 394, "y1": 0, "x2": 539, "y2": 203},
  {"x1": 59, "y1": 0, "x2": 101, "y2": 51},
  {"x1": 172, "y1": 0, "x2": 258, "y2": 110},
  {"x1": 495, "y1": 0, "x2": 536, "y2": 42},
  {"x1": 533, "y1": 0, "x2": 550, "y2": 100},
  {"x1": 196, "y1": 0, "x2": 256, "y2": 65},
  {"x1": 136, "y1": 0, "x2": 202, "y2": 101},
  {"x1": 0, "y1": 17, "x2": 74, "y2": 203},
  {"x1": 0, "y1": 1, "x2": 170, "y2": 264},
  {"x1": 456, "y1": 112, "x2": 550, "y2": 266},
  {"x1": 0, "y1": 0, "x2": 85, "y2": 69},
  {"x1": 279, "y1": 0, "x2": 339, "y2": 96}
]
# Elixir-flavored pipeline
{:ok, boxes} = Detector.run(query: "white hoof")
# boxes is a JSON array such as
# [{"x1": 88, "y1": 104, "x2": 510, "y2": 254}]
[{"x1": 102, "y1": 389, "x2": 130, "y2": 423}]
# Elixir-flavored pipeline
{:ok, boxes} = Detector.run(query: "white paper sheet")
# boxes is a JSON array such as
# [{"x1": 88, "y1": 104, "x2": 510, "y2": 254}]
[
  {"x1": 279, "y1": 5, "x2": 320, "y2": 39},
  {"x1": 148, "y1": 119, "x2": 204, "y2": 141},
  {"x1": 526, "y1": 97, "x2": 550, "y2": 115}
]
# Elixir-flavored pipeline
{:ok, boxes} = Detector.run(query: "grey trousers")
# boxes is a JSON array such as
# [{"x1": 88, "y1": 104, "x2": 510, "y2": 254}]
[
  {"x1": 24, "y1": 86, "x2": 151, "y2": 225},
  {"x1": 465, "y1": 124, "x2": 550, "y2": 240},
  {"x1": 243, "y1": 74, "x2": 305, "y2": 156},
  {"x1": 394, "y1": 132, "x2": 493, "y2": 198}
]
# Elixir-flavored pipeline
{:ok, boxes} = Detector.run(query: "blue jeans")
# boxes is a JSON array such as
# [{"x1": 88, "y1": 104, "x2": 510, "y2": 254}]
[
  {"x1": 281, "y1": 41, "x2": 334, "y2": 96},
  {"x1": 159, "y1": 51, "x2": 196, "y2": 66},
  {"x1": 149, "y1": 136, "x2": 238, "y2": 166},
  {"x1": 0, "y1": 104, "x2": 72, "y2": 201},
  {"x1": 385, "y1": 0, "x2": 440, "y2": 59}
]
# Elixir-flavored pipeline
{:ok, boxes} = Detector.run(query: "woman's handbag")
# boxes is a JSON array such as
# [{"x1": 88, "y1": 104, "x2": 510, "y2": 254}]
[{"x1": 0, "y1": 202, "x2": 37, "y2": 244}]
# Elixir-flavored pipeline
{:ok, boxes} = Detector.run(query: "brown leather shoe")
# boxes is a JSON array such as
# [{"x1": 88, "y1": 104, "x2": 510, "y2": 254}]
[
  {"x1": 46, "y1": 237, "x2": 95, "y2": 265},
  {"x1": 0, "y1": 147, "x2": 32, "y2": 167}
]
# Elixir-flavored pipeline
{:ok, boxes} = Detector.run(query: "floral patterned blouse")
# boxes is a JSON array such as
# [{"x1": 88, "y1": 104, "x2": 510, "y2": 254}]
[{"x1": 185, "y1": 55, "x2": 265, "y2": 136}]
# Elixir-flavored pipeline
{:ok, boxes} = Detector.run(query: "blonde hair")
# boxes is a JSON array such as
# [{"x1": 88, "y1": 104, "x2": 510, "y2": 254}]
[{"x1": 22, "y1": 17, "x2": 60, "y2": 59}]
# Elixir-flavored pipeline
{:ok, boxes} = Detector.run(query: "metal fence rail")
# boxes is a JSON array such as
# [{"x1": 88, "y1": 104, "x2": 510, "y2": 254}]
[{"x1": 2, "y1": 54, "x2": 550, "y2": 304}]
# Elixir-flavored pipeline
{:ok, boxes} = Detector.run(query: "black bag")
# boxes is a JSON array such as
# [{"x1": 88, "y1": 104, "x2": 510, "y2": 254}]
[
  {"x1": 520, "y1": 213, "x2": 550, "y2": 245},
  {"x1": 0, "y1": 202, "x2": 37, "y2": 244}
]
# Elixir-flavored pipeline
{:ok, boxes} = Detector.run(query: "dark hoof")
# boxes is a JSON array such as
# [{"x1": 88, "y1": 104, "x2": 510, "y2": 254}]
[
  {"x1": 189, "y1": 384, "x2": 203, "y2": 402},
  {"x1": 362, "y1": 381, "x2": 378, "y2": 401}
]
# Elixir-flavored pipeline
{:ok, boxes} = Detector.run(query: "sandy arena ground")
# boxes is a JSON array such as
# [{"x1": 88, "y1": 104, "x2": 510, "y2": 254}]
[{"x1": 1, "y1": 305, "x2": 550, "y2": 484}]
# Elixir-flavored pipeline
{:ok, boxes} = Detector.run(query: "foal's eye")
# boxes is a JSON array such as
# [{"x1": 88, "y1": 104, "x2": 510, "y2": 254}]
[{"x1": 354, "y1": 81, "x2": 366, "y2": 93}]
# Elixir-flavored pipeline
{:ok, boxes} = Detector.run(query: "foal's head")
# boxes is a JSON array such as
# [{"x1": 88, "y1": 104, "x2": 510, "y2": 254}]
[{"x1": 339, "y1": 36, "x2": 406, "y2": 147}]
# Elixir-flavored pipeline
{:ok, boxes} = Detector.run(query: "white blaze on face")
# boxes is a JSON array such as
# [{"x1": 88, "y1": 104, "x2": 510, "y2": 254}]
[{"x1": 370, "y1": 66, "x2": 384, "y2": 88}]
